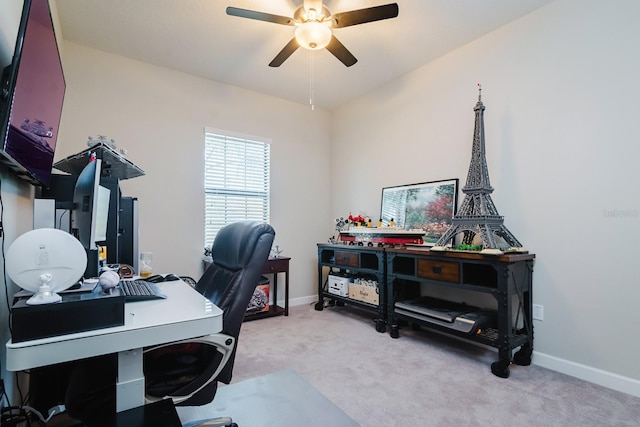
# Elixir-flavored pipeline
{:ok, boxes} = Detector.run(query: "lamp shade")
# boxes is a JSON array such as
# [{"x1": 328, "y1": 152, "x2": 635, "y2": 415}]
[{"x1": 295, "y1": 21, "x2": 332, "y2": 50}]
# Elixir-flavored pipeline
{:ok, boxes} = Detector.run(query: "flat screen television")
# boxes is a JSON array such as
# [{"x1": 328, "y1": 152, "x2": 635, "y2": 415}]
[{"x1": 0, "y1": 0, "x2": 66, "y2": 187}]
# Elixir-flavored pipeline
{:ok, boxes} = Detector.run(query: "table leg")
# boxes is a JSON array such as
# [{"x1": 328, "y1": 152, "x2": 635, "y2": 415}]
[
  {"x1": 116, "y1": 348, "x2": 145, "y2": 412},
  {"x1": 273, "y1": 273, "x2": 278, "y2": 314},
  {"x1": 284, "y1": 268, "x2": 289, "y2": 316}
]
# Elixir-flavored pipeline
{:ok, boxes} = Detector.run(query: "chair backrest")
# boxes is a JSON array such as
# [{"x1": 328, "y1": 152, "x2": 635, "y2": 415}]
[
  {"x1": 195, "y1": 220, "x2": 275, "y2": 383},
  {"x1": 143, "y1": 221, "x2": 275, "y2": 405}
]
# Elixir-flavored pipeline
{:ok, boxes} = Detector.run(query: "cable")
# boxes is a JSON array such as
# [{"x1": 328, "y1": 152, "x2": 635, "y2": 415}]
[
  {"x1": 18, "y1": 404, "x2": 65, "y2": 424},
  {"x1": 1, "y1": 379, "x2": 10, "y2": 408},
  {"x1": 0, "y1": 403, "x2": 56, "y2": 426},
  {"x1": 13, "y1": 372, "x2": 25, "y2": 414},
  {"x1": 0, "y1": 406, "x2": 30, "y2": 426},
  {"x1": 0, "y1": 177, "x2": 29, "y2": 425},
  {"x1": 0, "y1": 176, "x2": 11, "y2": 415},
  {"x1": 57, "y1": 209, "x2": 69, "y2": 230},
  {"x1": 0, "y1": 175, "x2": 12, "y2": 337}
]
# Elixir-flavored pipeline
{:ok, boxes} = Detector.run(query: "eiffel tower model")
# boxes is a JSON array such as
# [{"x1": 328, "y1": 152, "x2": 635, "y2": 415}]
[{"x1": 431, "y1": 87, "x2": 524, "y2": 254}]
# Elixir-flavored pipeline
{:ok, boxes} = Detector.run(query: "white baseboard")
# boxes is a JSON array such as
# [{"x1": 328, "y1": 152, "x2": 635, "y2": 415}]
[
  {"x1": 533, "y1": 351, "x2": 640, "y2": 398},
  {"x1": 276, "y1": 295, "x2": 317, "y2": 308}
]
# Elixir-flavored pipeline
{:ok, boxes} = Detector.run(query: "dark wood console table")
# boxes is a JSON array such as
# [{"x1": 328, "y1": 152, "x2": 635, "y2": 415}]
[{"x1": 387, "y1": 248, "x2": 535, "y2": 378}]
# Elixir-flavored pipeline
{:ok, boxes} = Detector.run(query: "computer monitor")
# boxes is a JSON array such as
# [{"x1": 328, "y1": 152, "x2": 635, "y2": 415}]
[
  {"x1": 71, "y1": 158, "x2": 108, "y2": 250},
  {"x1": 94, "y1": 185, "x2": 111, "y2": 243},
  {"x1": 6, "y1": 228, "x2": 87, "y2": 305}
]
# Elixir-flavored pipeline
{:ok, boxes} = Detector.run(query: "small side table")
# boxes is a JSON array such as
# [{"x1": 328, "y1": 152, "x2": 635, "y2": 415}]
[{"x1": 245, "y1": 257, "x2": 290, "y2": 320}]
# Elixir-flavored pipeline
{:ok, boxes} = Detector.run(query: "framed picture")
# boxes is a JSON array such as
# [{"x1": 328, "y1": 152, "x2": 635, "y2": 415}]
[{"x1": 380, "y1": 178, "x2": 458, "y2": 245}]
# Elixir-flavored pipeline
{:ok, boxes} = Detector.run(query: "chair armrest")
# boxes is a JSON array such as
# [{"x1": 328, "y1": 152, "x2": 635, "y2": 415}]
[{"x1": 144, "y1": 333, "x2": 236, "y2": 405}]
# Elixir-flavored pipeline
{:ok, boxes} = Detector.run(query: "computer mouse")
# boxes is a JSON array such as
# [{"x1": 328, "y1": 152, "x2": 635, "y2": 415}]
[
  {"x1": 144, "y1": 274, "x2": 164, "y2": 283},
  {"x1": 163, "y1": 274, "x2": 180, "y2": 282}
]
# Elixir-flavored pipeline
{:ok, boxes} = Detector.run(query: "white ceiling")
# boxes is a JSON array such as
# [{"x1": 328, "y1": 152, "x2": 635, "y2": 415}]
[{"x1": 55, "y1": 0, "x2": 554, "y2": 110}]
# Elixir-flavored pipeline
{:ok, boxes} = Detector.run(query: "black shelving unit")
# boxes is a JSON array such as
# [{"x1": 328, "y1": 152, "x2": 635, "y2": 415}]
[
  {"x1": 314, "y1": 243, "x2": 535, "y2": 378},
  {"x1": 315, "y1": 244, "x2": 386, "y2": 333}
]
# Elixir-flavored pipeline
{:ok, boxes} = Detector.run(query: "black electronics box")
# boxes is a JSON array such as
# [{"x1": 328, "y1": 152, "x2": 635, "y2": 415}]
[{"x1": 11, "y1": 291, "x2": 125, "y2": 343}]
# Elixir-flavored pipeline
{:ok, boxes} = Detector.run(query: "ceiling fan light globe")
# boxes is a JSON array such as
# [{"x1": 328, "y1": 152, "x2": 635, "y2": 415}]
[{"x1": 295, "y1": 21, "x2": 332, "y2": 50}]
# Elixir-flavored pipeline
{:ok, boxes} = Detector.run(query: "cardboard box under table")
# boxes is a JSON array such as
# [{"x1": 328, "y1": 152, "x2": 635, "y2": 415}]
[{"x1": 348, "y1": 281, "x2": 379, "y2": 305}]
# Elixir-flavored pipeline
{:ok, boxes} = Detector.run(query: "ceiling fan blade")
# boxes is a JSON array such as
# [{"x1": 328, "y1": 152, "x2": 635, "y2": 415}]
[
  {"x1": 326, "y1": 35, "x2": 357, "y2": 67},
  {"x1": 332, "y1": 3, "x2": 399, "y2": 28},
  {"x1": 226, "y1": 7, "x2": 295, "y2": 26},
  {"x1": 269, "y1": 38, "x2": 300, "y2": 67}
]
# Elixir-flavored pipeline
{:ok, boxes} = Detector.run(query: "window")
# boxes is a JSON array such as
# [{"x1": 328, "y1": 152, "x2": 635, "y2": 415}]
[{"x1": 204, "y1": 129, "x2": 271, "y2": 249}]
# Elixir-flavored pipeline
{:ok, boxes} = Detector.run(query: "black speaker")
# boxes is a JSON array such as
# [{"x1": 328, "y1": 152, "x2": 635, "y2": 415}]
[
  {"x1": 119, "y1": 197, "x2": 139, "y2": 273},
  {"x1": 11, "y1": 292, "x2": 125, "y2": 343}
]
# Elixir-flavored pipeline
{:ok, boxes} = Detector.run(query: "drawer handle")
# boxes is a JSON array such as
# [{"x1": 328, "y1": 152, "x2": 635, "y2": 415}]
[{"x1": 432, "y1": 266, "x2": 442, "y2": 274}]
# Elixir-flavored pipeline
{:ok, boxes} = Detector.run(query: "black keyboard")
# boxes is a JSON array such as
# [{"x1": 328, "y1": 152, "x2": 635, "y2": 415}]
[{"x1": 118, "y1": 279, "x2": 167, "y2": 302}]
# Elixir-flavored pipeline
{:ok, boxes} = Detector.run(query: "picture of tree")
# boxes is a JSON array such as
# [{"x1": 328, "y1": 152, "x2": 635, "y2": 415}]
[{"x1": 381, "y1": 179, "x2": 458, "y2": 244}]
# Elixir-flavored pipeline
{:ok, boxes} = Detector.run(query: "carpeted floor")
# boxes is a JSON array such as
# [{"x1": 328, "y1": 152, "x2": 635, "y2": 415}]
[
  {"x1": 219, "y1": 303, "x2": 640, "y2": 427},
  {"x1": 44, "y1": 303, "x2": 640, "y2": 426}
]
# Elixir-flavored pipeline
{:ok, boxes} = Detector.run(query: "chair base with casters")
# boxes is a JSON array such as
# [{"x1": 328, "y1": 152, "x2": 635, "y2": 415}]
[
  {"x1": 183, "y1": 417, "x2": 236, "y2": 427},
  {"x1": 143, "y1": 334, "x2": 235, "y2": 407}
]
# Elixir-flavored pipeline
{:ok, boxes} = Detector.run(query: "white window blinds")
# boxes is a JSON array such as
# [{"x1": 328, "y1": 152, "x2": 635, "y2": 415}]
[{"x1": 204, "y1": 129, "x2": 270, "y2": 249}]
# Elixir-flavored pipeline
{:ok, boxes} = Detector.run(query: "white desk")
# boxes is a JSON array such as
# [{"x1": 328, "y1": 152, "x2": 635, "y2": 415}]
[{"x1": 6, "y1": 280, "x2": 223, "y2": 412}]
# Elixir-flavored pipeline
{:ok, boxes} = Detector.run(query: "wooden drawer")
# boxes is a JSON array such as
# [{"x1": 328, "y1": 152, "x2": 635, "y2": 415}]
[
  {"x1": 263, "y1": 257, "x2": 290, "y2": 274},
  {"x1": 417, "y1": 259, "x2": 459, "y2": 283},
  {"x1": 334, "y1": 251, "x2": 359, "y2": 268}
]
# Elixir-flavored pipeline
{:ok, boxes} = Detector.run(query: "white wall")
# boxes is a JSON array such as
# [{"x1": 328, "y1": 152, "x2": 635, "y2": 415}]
[
  {"x1": 0, "y1": 171, "x2": 34, "y2": 402},
  {"x1": 56, "y1": 42, "x2": 331, "y2": 298},
  {"x1": 0, "y1": 0, "x2": 21, "y2": 67},
  {"x1": 330, "y1": 0, "x2": 640, "y2": 396},
  {"x1": 0, "y1": 0, "x2": 41, "y2": 401}
]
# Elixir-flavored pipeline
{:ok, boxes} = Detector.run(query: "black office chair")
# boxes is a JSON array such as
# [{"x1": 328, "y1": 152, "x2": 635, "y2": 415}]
[
  {"x1": 143, "y1": 221, "x2": 275, "y2": 425},
  {"x1": 65, "y1": 221, "x2": 275, "y2": 427}
]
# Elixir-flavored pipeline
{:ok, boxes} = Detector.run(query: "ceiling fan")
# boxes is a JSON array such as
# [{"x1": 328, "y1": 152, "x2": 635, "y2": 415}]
[{"x1": 226, "y1": 1, "x2": 399, "y2": 67}]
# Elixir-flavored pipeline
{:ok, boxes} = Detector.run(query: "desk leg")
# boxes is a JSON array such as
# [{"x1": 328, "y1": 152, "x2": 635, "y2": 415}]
[{"x1": 116, "y1": 348, "x2": 145, "y2": 412}]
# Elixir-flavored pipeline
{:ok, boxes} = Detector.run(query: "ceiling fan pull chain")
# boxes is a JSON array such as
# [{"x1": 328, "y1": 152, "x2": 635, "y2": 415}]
[{"x1": 309, "y1": 51, "x2": 315, "y2": 110}]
